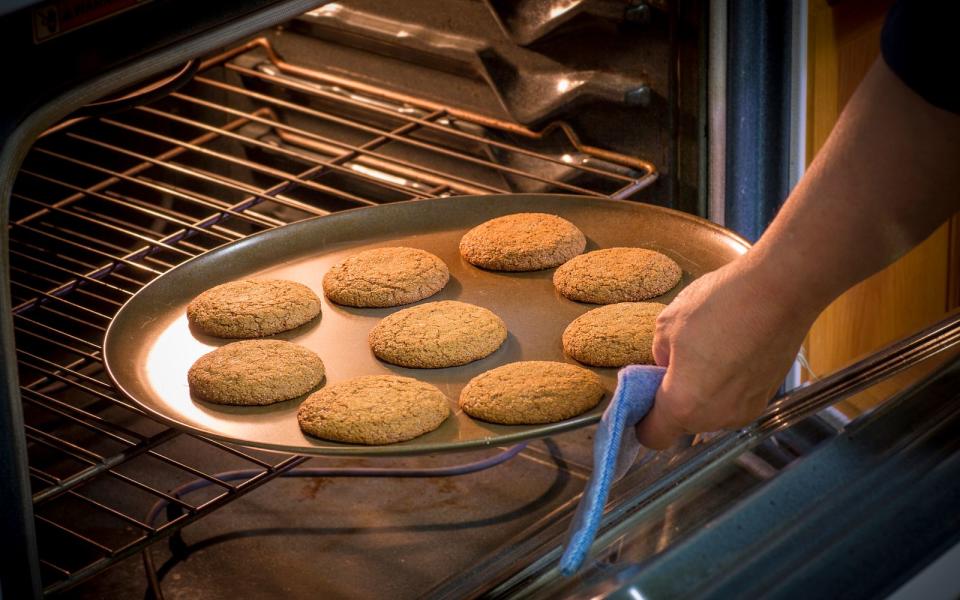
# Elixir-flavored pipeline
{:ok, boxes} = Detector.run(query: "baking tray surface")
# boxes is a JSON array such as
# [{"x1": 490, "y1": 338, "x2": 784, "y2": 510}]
[{"x1": 103, "y1": 194, "x2": 749, "y2": 456}]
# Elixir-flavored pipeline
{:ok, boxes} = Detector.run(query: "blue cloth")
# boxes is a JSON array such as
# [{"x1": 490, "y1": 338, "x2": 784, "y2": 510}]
[{"x1": 559, "y1": 364, "x2": 666, "y2": 576}]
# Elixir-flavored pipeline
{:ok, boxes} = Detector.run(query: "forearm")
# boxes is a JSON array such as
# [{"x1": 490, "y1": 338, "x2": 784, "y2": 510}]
[
  {"x1": 747, "y1": 58, "x2": 960, "y2": 314},
  {"x1": 639, "y1": 45, "x2": 959, "y2": 450}
]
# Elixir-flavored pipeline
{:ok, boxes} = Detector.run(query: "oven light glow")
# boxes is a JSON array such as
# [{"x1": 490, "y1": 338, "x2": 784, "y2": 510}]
[
  {"x1": 557, "y1": 78, "x2": 572, "y2": 93},
  {"x1": 307, "y1": 3, "x2": 342, "y2": 17},
  {"x1": 396, "y1": 29, "x2": 410, "y2": 38},
  {"x1": 561, "y1": 153, "x2": 574, "y2": 163},
  {"x1": 549, "y1": 0, "x2": 579, "y2": 20}
]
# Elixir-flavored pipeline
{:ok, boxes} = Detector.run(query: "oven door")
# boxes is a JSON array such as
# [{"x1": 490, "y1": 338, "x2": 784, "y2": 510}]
[{"x1": 426, "y1": 317, "x2": 960, "y2": 599}]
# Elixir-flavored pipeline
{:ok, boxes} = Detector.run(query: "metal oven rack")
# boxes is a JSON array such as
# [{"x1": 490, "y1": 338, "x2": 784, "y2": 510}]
[{"x1": 8, "y1": 38, "x2": 658, "y2": 595}]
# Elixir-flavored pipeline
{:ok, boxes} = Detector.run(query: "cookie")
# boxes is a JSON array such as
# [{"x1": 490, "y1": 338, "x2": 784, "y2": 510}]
[
  {"x1": 553, "y1": 247, "x2": 682, "y2": 304},
  {"x1": 187, "y1": 340, "x2": 325, "y2": 405},
  {"x1": 187, "y1": 279, "x2": 321, "y2": 338},
  {"x1": 368, "y1": 300, "x2": 507, "y2": 368},
  {"x1": 459, "y1": 361, "x2": 604, "y2": 425},
  {"x1": 459, "y1": 212, "x2": 586, "y2": 271},
  {"x1": 562, "y1": 302, "x2": 666, "y2": 367},
  {"x1": 298, "y1": 375, "x2": 450, "y2": 445},
  {"x1": 323, "y1": 247, "x2": 450, "y2": 308}
]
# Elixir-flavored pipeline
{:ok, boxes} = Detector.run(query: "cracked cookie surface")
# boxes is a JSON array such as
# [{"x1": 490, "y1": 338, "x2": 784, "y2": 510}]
[
  {"x1": 188, "y1": 340, "x2": 325, "y2": 405},
  {"x1": 459, "y1": 361, "x2": 604, "y2": 424},
  {"x1": 298, "y1": 375, "x2": 450, "y2": 445},
  {"x1": 323, "y1": 247, "x2": 449, "y2": 308},
  {"x1": 187, "y1": 279, "x2": 321, "y2": 338},
  {"x1": 562, "y1": 302, "x2": 665, "y2": 367},
  {"x1": 553, "y1": 247, "x2": 682, "y2": 304},
  {"x1": 459, "y1": 212, "x2": 586, "y2": 271},
  {"x1": 368, "y1": 300, "x2": 507, "y2": 368}
]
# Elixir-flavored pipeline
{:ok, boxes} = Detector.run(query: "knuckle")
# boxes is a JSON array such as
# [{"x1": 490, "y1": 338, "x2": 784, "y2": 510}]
[{"x1": 655, "y1": 310, "x2": 675, "y2": 330}]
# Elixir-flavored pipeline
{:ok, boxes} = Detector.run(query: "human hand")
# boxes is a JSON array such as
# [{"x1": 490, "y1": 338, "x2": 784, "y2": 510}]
[{"x1": 634, "y1": 256, "x2": 819, "y2": 449}]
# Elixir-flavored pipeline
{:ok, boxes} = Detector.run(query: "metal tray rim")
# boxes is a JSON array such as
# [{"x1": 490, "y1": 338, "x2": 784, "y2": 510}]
[{"x1": 103, "y1": 194, "x2": 750, "y2": 456}]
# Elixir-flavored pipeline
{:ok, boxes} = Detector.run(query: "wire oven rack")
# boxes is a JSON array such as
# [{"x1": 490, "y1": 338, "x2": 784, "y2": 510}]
[{"x1": 8, "y1": 37, "x2": 658, "y2": 594}]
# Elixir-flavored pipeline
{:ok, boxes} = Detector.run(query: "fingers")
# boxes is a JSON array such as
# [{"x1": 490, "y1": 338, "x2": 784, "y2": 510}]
[
  {"x1": 634, "y1": 383, "x2": 686, "y2": 450},
  {"x1": 636, "y1": 369, "x2": 772, "y2": 450},
  {"x1": 643, "y1": 315, "x2": 679, "y2": 447},
  {"x1": 635, "y1": 358, "x2": 728, "y2": 450},
  {"x1": 634, "y1": 404, "x2": 684, "y2": 449}
]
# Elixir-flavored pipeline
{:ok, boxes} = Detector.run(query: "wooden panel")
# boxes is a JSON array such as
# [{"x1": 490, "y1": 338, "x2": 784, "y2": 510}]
[
  {"x1": 806, "y1": 0, "x2": 891, "y2": 163},
  {"x1": 807, "y1": 228, "x2": 950, "y2": 412},
  {"x1": 803, "y1": 0, "x2": 956, "y2": 416},
  {"x1": 950, "y1": 214, "x2": 960, "y2": 310}
]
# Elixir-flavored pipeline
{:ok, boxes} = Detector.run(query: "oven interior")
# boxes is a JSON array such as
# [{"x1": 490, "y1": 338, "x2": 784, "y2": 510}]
[
  {"x1": 7, "y1": 1, "x2": 959, "y2": 598},
  {"x1": 9, "y1": 2, "x2": 693, "y2": 594}
]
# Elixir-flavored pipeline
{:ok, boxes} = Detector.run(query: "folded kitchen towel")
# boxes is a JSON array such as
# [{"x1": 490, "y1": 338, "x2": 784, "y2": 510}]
[{"x1": 559, "y1": 364, "x2": 666, "y2": 576}]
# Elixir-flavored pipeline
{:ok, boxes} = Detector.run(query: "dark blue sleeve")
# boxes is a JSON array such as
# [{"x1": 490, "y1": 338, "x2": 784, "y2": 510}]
[{"x1": 881, "y1": 0, "x2": 960, "y2": 114}]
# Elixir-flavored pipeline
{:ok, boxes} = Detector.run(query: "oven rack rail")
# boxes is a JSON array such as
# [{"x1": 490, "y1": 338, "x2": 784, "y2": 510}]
[{"x1": 8, "y1": 39, "x2": 657, "y2": 594}]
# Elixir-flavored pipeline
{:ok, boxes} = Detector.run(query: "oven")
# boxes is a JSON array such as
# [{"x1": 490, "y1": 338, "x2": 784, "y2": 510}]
[{"x1": 3, "y1": 1, "x2": 960, "y2": 598}]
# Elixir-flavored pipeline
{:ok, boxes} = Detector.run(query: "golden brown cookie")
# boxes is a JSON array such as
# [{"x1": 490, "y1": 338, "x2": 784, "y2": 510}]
[
  {"x1": 297, "y1": 375, "x2": 450, "y2": 445},
  {"x1": 368, "y1": 300, "x2": 507, "y2": 368},
  {"x1": 553, "y1": 248, "x2": 682, "y2": 304},
  {"x1": 459, "y1": 212, "x2": 586, "y2": 271},
  {"x1": 322, "y1": 247, "x2": 450, "y2": 308},
  {"x1": 562, "y1": 302, "x2": 666, "y2": 367},
  {"x1": 187, "y1": 340, "x2": 325, "y2": 405},
  {"x1": 187, "y1": 279, "x2": 321, "y2": 338},
  {"x1": 459, "y1": 361, "x2": 604, "y2": 425}
]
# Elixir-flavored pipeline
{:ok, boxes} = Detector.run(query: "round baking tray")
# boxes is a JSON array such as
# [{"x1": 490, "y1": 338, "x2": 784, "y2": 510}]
[{"x1": 103, "y1": 194, "x2": 749, "y2": 456}]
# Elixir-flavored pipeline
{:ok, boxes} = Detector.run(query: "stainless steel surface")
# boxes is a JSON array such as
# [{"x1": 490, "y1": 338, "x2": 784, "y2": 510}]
[
  {"x1": 757, "y1": 310, "x2": 960, "y2": 434},
  {"x1": 707, "y1": 0, "x2": 726, "y2": 225},
  {"x1": 262, "y1": 0, "x2": 697, "y2": 209},
  {"x1": 295, "y1": 3, "x2": 650, "y2": 124},
  {"x1": 104, "y1": 194, "x2": 749, "y2": 456},
  {"x1": 482, "y1": 0, "x2": 625, "y2": 46}
]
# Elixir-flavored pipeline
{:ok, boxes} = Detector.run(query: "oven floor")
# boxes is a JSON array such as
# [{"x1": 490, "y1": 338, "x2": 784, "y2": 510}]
[{"x1": 61, "y1": 429, "x2": 594, "y2": 599}]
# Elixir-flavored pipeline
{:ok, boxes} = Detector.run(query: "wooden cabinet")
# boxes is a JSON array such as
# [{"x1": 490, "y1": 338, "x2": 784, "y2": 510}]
[{"x1": 804, "y1": 0, "x2": 960, "y2": 414}]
